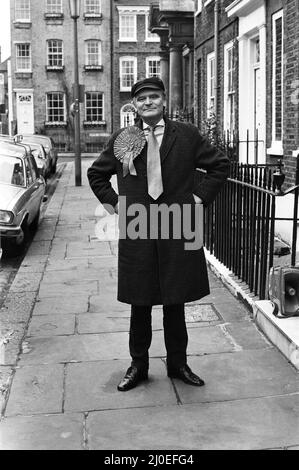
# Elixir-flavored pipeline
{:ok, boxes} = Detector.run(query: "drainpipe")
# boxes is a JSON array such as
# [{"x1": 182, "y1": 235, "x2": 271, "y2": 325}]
[
  {"x1": 7, "y1": 58, "x2": 13, "y2": 136},
  {"x1": 214, "y1": 0, "x2": 219, "y2": 121},
  {"x1": 110, "y1": 0, "x2": 114, "y2": 133}
]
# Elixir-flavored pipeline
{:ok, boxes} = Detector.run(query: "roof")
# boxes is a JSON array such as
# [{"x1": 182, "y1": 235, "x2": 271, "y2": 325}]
[{"x1": 0, "y1": 141, "x2": 28, "y2": 159}]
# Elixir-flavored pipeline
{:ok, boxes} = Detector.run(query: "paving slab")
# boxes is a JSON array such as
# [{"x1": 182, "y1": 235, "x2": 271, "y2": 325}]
[
  {"x1": 18, "y1": 332, "x2": 131, "y2": 365},
  {"x1": 18, "y1": 325, "x2": 236, "y2": 366},
  {"x1": 66, "y1": 241, "x2": 112, "y2": 259},
  {"x1": 224, "y1": 321, "x2": 271, "y2": 350},
  {"x1": 88, "y1": 295, "x2": 130, "y2": 313},
  {"x1": 86, "y1": 394, "x2": 299, "y2": 450},
  {"x1": 87, "y1": 256, "x2": 118, "y2": 269},
  {"x1": 25, "y1": 240, "x2": 52, "y2": 256},
  {"x1": 38, "y1": 280, "x2": 98, "y2": 298},
  {"x1": 32, "y1": 295, "x2": 89, "y2": 316},
  {"x1": 173, "y1": 349, "x2": 299, "y2": 404},
  {"x1": 27, "y1": 314, "x2": 76, "y2": 337},
  {"x1": 64, "y1": 358, "x2": 177, "y2": 412},
  {"x1": 0, "y1": 413, "x2": 83, "y2": 450},
  {"x1": 4, "y1": 364, "x2": 64, "y2": 416},
  {"x1": 42, "y1": 267, "x2": 114, "y2": 284},
  {"x1": 9, "y1": 272, "x2": 43, "y2": 293},
  {"x1": 45, "y1": 258, "x2": 89, "y2": 271},
  {"x1": 77, "y1": 313, "x2": 131, "y2": 334}
]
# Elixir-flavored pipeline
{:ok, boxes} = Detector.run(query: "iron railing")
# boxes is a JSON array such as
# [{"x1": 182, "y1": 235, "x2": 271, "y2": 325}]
[{"x1": 196, "y1": 157, "x2": 299, "y2": 300}]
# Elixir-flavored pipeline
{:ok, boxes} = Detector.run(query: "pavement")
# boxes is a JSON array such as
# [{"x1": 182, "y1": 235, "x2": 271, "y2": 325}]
[{"x1": 0, "y1": 160, "x2": 299, "y2": 451}]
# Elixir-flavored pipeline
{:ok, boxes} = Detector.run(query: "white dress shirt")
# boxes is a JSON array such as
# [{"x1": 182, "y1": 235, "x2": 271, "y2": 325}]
[{"x1": 143, "y1": 119, "x2": 165, "y2": 148}]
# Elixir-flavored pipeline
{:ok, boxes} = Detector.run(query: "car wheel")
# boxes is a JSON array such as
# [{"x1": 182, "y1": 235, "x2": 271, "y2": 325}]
[
  {"x1": 51, "y1": 161, "x2": 57, "y2": 174},
  {"x1": 14, "y1": 219, "x2": 29, "y2": 254}
]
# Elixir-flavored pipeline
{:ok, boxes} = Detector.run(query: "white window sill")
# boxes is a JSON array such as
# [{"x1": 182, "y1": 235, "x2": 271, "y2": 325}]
[
  {"x1": 267, "y1": 142, "x2": 284, "y2": 156},
  {"x1": 118, "y1": 39, "x2": 137, "y2": 43},
  {"x1": 292, "y1": 148, "x2": 299, "y2": 158},
  {"x1": 145, "y1": 38, "x2": 160, "y2": 43}
]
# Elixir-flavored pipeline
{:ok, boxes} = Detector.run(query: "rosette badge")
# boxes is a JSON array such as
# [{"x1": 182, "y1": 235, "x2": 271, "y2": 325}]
[{"x1": 114, "y1": 126, "x2": 146, "y2": 177}]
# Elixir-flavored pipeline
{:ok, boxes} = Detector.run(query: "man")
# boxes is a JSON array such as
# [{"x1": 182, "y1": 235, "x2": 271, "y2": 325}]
[{"x1": 88, "y1": 77, "x2": 229, "y2": 391}]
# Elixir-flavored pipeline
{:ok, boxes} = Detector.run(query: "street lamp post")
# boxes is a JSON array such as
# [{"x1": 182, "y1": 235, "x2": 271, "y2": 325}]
[{"x1": 69, "y1": 0, "x2": 81, "y2": 186}]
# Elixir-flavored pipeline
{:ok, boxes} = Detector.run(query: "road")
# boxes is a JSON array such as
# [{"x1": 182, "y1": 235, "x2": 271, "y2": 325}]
[{"x1": 0, "y1": 162, "x2": 66, "y2": 309}]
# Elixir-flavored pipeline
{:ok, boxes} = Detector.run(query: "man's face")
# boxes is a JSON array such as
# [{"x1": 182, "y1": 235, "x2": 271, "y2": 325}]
[{"x1": 133, "y1": 89, "x2": 166, "y2": 124}]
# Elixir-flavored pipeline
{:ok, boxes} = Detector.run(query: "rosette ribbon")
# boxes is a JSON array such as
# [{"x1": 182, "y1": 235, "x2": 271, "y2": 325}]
[{"x1": 114, "y1": 126, "x2": 146, "y2": 177}]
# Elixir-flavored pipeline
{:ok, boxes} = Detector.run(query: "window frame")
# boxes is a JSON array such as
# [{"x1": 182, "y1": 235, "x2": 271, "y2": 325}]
[
  {"x1": 119, "y1": 56, "x2": 137, "y2": 92},
  {"x1": 119, "y1": 13, "x2": 137, "y2": 42},
  {"x1": 146, "y1": 56, "x2": 161, "y2": 78},
  {"x1": 15, "y1": 0, "x2": 31, "y2": 22},
  {"x1": 85, "y1": 39, "x2": 102, "y2": 67},
  {"x1": 47, "y1": 39, "x2": 64, "y2": 68},
  {"x1": 46, "y1": 92, "x2": 66, "y2": 125},
  {"x1": 120, "y1": 103, "x2": 136, "y2": 128},
  {"x1": 84, "y1": 91, "x2": 105, "y2": 124},
  {"x1": 45, "y1": 0, "x2": 63, "y2": 14},
  {"x1": 206, "y1": 51, "x2": 215, "y2": 118},
  {"x1": 84, "y1": 0, "x2": 101, "y2": 16},
  {"x1": 15, "y1": 42, "x2": 32, "y2": 72},
  {"x1": 271, "y1": 9, "x2": 284, "y2": 153},
  {"x1": 223, "y1": 41, "x2": 235, "y2": 137}
]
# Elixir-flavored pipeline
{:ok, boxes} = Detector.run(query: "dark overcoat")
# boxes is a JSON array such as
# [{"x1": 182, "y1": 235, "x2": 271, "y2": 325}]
[{"x1": 87, "y1": 118, "x2": 229, "y2": 306}]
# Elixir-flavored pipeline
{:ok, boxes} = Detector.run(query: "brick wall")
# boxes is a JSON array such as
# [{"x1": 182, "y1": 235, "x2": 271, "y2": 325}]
[
  {"x1": 112, "y1": 0, "x2": 161, "y2": 131},
  {"x1": 10, "y1": 0, "x2": 112, "y2": 152},
  {"x1": 194, "y1": 0, "x2": 238, "y2": 135},
  {"x1": 266, "y1": 0, "x2": 299, "y2": 187}
]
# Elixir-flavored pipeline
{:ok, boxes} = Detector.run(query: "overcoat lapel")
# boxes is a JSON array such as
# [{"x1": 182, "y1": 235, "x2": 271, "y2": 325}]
[{"x1": 160, "y1": 118, "x2": 177, "y2": 163}]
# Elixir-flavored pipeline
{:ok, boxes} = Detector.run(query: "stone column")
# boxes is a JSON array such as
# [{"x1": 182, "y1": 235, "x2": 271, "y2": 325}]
[
  {"x1": 160, "y1": 50, "x2": 169, "y2": 105},
  {"x1": 169, "y1": 44, "x2": 183, "y2": 114}
]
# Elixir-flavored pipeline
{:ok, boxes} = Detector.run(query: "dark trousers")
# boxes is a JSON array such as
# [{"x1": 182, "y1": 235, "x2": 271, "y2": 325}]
[{"x1": 129, "y1": 304, "x2": 188, "y2": 372}]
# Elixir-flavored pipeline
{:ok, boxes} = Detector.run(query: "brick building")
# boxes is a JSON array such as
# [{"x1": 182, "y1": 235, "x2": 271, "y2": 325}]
[
  {"x1": 111, "y1": 0, "x2": 161, "y2": 130},
  {"x1": 0, "y1": 53, "x2": 9, "y2": 135},
  {"x1": 10, "y1": 0, "x2": 112, "y2": 152},
  {"x1": 194, "y1": 0, "x2": 299, "y2": 185}
]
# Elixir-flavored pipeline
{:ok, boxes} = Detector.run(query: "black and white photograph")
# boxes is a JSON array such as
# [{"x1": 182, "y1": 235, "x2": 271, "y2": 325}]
[{"x1": 0, "y1": 0, "x2": 299, "y2": 454}]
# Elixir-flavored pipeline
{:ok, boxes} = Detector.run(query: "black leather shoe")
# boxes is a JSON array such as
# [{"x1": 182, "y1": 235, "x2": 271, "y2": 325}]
[
  {"x1": 167, "y1": 364, "x2": 205, "y2": 386},
  {"x1": 117, "y1": 366, "x2": 148, "y2": 391}
]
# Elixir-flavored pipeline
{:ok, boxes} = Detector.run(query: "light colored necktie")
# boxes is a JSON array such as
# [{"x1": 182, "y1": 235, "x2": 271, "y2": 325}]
[{"x1": 147, "y1": 126, "x2": 163, "y2": 200}]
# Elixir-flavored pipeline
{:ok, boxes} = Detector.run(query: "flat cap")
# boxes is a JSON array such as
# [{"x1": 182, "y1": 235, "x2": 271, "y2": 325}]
[{"x1": 131, "y1": 77, "x2": 165, "y2": 98}]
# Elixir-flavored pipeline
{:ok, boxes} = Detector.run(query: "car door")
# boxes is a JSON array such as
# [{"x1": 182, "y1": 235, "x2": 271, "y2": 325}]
[{"x1": 24, "y1": 156, "x2": 44, "y2": 224}]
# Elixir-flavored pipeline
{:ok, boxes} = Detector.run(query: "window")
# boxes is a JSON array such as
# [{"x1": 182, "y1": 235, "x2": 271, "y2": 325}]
[
  {"x1": 120, "y1": 57, "x2": 137, "y2": 91},
  {"x1": 207, "y1": 52, "x2": 215, "y2": 117},
  {"x1": 224, "y1": 42, "x2": 235, "y2": 136},
  {"x1": 46, "y1": 0, "x2": 62, "y2": 14},
  {"x1": 272, "y1": 10, "x2": 283, "y2": 147},
  {"x1": 15, "y1": 0, "x2": 30, "y2": 21},
  {"x1": 46, "y1": 92, "x2": 66, "y2": 123},
  {"x1": 16, "y1": 43, "x2": 31, "y2": 71},
  {"x1": 85, "y1": 0, "x2": 101, "y2": 15},
  {"x1": 120, "y1": 104, "x2": 136, "y2": 128},
  {"x1": 145, "y1": 14, "x2": 159, "y2": 42},
  {"x1": 146, "y1": 57, "x2": 161, "y2": 78},
  {"x1": 85, "y1": 40, "x2": 102, "y2": 66},
  {"x1": 47, "y1": 40, "x2": 63, "y2": 68},
  {"x1": 85, "y1": 92, "x2": 104, "y2": 123},
  {"x1": 119, "y1": 14, "x2": 137, "y2": 42}
]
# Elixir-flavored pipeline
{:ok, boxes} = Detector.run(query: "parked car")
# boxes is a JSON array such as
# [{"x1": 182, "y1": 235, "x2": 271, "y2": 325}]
[
  {"x1": 22, "y1": 141, "x2": 50, "y2": 180},
  {"x1": 0, "y1": 140, "x2": 46, "y2": 254},
  {"x1": 0, "y1": 134, "x2": 50, "y2": 181},
  {"x1": 17, "y1": 134, "x2": 58, "y2": 175}
]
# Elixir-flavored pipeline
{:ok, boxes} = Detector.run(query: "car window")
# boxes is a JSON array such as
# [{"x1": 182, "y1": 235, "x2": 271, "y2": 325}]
[
  {"x1": 0, "y1": 156, "x2": 25, "y2": 187},
  {"x1": 24, "y1": 158, "x2": 34, "y2": 185},
  {"x1": 28, "y1": 156, "x2": 38, "y2": 181}
]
